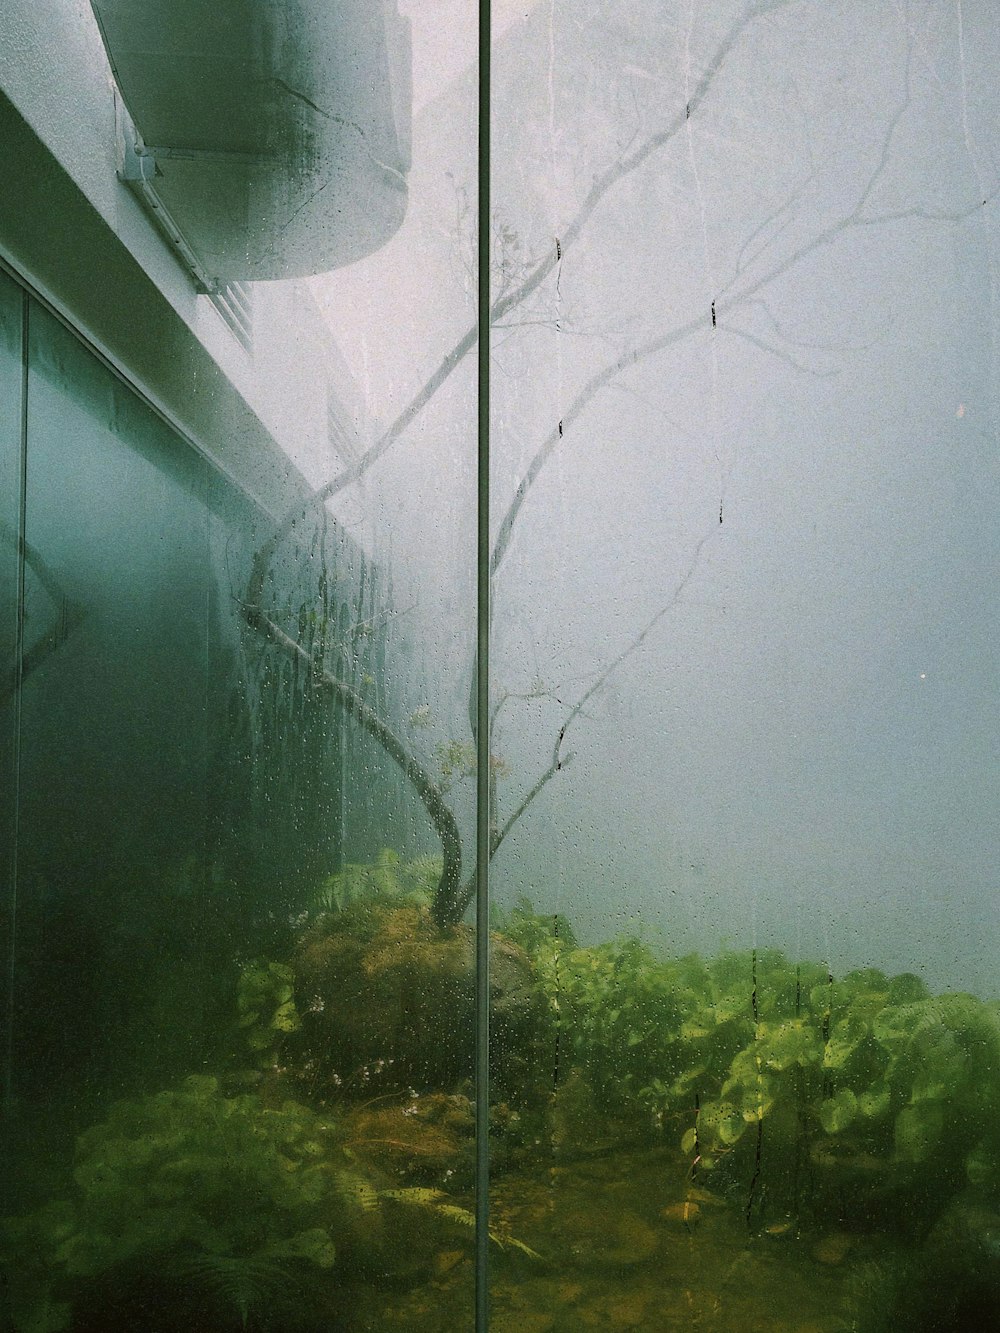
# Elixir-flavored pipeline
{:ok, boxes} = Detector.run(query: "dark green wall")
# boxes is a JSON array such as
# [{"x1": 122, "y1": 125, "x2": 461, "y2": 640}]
[{"x1": 0, "y1": 273, "x2": 406, "y2": 1171}]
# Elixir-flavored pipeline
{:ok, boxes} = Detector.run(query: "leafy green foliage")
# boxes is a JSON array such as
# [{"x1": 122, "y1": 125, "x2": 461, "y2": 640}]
[
  {"x1": 15, "y1": 849, "x2": 996, "y2": 1332},
  {"x1": 286, "y1": 873, "x2": 544, "y2": 1111},
  {"x1": 500, "y1": 903, "x2": 1000, "y2": 1218},
  {"x1": 236, "y1": 961, "x2": 300, "y2": 1066},
  {"x1": 502, "y1": 910, "x2": 701, "y2": 1124},
  {"x1": 0, "y1": 1078, "x2": 351, "y2": 1331},
  {"x1": 498, "y1": 898, "x2": 578, "y2": 955},
  {"x1": 312, "y1": 848, "x2": 440, "y2": 916},
  {"x1": 0, "y1": 1067, "x2": 514, "y2": 1332},
  {"x1": 267, "y1": 867, "x2": 1000, "y2": 1227}
]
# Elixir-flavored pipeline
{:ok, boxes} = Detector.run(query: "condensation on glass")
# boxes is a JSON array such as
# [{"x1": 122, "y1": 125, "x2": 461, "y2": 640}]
[
  {"x1": 485, "y1": 3, "x2": 1000, "y2": 1332},
  {"x1": 2, "y1": 3, "x2": 1000, "y2": 1333},
  {"x1": 0, "y1": 1, "x2": 478, "y2": 1329}
]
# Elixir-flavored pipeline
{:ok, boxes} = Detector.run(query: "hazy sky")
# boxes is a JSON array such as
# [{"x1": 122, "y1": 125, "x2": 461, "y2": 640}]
[
  {"x1": 400, "y1": 0, "x2": 533, "y2": 112},
  {"x1": 318, "y1": 0, "x2": 1000, "y2": 996}
]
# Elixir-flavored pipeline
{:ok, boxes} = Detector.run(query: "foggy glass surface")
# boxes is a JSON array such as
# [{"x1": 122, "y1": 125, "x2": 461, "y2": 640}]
[
  {"x1": 484, "y1": 2, "x2": 1000, "y2": 1329},
  {"x1": 2, "y1": 31, "x2": 470, "y2": 1333},
  {"x1": 0, "y1": 0, "x2": 480, "y2": 1326},
  {"x1": 0, "y1": 268, "x2": 22, "y2": 1138},
  {"x1": 2, "y1": 299, "x2": 477, "y2": 1327},
  {"x1": 3, "y1": 0, "x2": 1000, "y2": 1330}
]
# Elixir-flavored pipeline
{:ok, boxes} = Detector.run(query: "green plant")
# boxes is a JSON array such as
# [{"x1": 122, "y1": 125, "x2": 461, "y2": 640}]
[
  {"x1": 0, "y1": 1078, "x2": 354, "y2": 1331},
  {"x1": 501, "y1": 904, "x2": 705, "y2": 1121},
  {"x1": 500, "y1": 903, "x2": 1000, "y2": 1225},
  {"x1": 236, "y1": 960, "x2": 301, "y2": 1067},
  {"x1": 661, "y1": 963, "x2": 1000, "y2": 1226},
  {"x1": 312, "y1": 849, "x2": 440, "y2": 916},
  {"x1": 1, "y1": 1071, "x2": 533, "y2": 1331}
]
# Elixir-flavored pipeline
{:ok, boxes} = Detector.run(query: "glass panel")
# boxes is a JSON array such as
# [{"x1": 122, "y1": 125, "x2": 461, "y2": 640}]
[
  {"x1": 490, "y1": 3, "x2": 1000, "y2": 1330},
  {"x1": 293, "y1": 9, "x2": 481, "y2": 1325},
  {"x1": 12, "y1": 300, "x2": 215, "y2": 1139},
  {"x1": 0, "y1": 8, "x2": 478, "y2": 1333},
  {"x1": 0, "y1": 267, "x2": 23, "y2": 1145}
]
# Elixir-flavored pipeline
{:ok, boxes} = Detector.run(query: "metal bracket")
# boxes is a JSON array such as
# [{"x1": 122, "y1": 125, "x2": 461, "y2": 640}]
[
  {"x1": 114, "y1": 92, "x2": 221, "y2": 295},
  {"x1": 119, "y1": 119, "x2": 160, "y2": 184}
]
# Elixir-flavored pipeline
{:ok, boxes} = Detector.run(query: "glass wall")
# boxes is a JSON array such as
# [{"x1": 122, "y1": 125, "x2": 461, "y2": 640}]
[
  {"x1": 0, "y1": 0, "x2": 481, "y2": 1324},
  {"x1": 483, "y1": 3, "x2": 1000, "y2": 1331},
  {"x1": 0, "y1": 267, "x2": 23, "y2": 1176},
  {"x1": 3, "y1": 2, "x2": 1000, "y2": 1331},
  {"x1": 0, "y1": 262, "x2": 477, "y2": 1328}
]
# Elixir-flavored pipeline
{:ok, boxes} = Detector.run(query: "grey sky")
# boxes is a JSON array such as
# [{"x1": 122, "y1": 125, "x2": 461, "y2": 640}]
[{"x1": 317, "y1": 0, "x2": 1000, "y2": 996}]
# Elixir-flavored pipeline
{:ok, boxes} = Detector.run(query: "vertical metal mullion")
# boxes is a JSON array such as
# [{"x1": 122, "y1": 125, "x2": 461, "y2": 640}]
[{"x1": 474, "y1": 0, "x2": 492, "y2": 1328}]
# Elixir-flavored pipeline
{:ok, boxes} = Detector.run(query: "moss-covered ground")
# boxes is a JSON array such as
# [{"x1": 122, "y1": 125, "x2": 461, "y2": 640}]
[
  {"x1": 355, "y1": 1143, "x2": 891, "y2": 1332},
  {"x1": 5, "y1": 855, "x2": 999, "y2": 1331}
]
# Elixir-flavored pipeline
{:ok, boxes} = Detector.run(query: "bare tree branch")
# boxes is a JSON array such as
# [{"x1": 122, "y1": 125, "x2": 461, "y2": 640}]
[
  {"x1": 246, "y1": 0, "x2": 797, "y2": 615},
  {"x1": 241, "y1": 5, "x2": 996, "y2": 932},
  {"x1": 475, "y1": 81, "x2": 997, "y2": 876},
  {"x1": 489, "y1": 0, "x2": 798, "y2": 326},
  {"x1": 452, "y1": 521, "x2": 719, "y2": 917},
  {"x1": 717, "y1": 321, "x2": 841, "y2": 377},
  {"x1": 244, "y1": 603, "x2": 465, "y2": 928},
  {"x1": 490, "y1": 155, "x2": 993, "y2": 585}
]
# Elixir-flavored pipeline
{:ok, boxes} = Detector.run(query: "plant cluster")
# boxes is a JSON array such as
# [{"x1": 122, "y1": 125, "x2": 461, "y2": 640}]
[
  {"x1": 1, "y1": 1077, "x2": 347, "y2": 1332},
  {"x1": 236, "y1": 961, "x2": 301, "y2": 1066},
  {"x1": 0, "y1": 1069, "x2": 501, "y2": 1332},
  {"x1": 311, "y1": 848, "x2": 440, "y2": 916},
  {"x1": 9, "y1": 856, "x2": 1000, "y2": 1330},
  {"x1": 0, "y1": 857, "x2": 540, "y2": 1332},
  {"x1": 285, "y1": 858, "x2": 542, "y2": 1110},
  {"x1": 500, "y1": 900, "x2": 1000, "y2": 1219}
]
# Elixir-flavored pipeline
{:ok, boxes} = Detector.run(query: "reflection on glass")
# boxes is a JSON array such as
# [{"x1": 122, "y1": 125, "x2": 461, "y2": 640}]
[
  {"x1": 2, "y1": 0, "x2": 998, "y2": 1329},
  {"x1": 483, "y1": 3, "x2": 1000, "y2": 1331},
  {"x1": 0, "y1": 268, "x2": 23, "y2": 1157},
  {"x1": 0, "y1": 0, "x2": 477, "y2": 1328}
]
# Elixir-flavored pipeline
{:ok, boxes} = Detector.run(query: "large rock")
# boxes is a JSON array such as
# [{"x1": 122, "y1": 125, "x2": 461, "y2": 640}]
[{"x1": 288, "y1": 902, "x2": 545, "y2": 1103}]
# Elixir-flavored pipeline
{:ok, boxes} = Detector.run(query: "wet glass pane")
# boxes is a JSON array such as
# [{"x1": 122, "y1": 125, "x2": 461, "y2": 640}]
[
  {"x1": 297, "y1": 7, "x2": 481, "y2": 1324},
  {"x1": 0, "y1": 4, "x2": 478, "y2": 1331},
  {"x1": 0, "y1": 267, "x2": 23, "y2": 1139},
  {"x1": 489, "y1": 3, "x2": 1000, "y2": 1330},
  {"x1": 12, "y1": 300, "x2": 215, "y2": 1139}
]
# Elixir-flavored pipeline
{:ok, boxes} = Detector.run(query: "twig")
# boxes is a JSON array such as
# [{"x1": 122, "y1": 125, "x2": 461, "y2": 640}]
[
  {"x1": 245, "y1": 603, "x2": 464, "y2": 928},
  {"x1": 245, "y1": 1, "x2": 795, "y2": 610}
]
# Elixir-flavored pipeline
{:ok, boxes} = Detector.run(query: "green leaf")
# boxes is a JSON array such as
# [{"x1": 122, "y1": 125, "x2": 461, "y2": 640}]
[
  {"x1": 818, "y1": 1088, "x2": 858, "y2": 1135},
  {"x1": 701, "y1": 1101, "x2": 746, "y2": 1147},
  {"x1": 894, "y1": 1103, "x2": 944, "y2": 1162},
  {"x1": 271, "y1": 1001, "x2": 300, "y2": 1034},
  {"x1": 738, "y1": 1081, "x2": 775, "y2": 1124},
  {"x1": 858, "y1": 1083, "x2": 891, "y2": 1119},
  {"x1": 762, "y1": 1019, "x2": 822, "y2": 1071},
  {"x1": 823, "y1": 1016, "x2": 867, "y2": 1070}
]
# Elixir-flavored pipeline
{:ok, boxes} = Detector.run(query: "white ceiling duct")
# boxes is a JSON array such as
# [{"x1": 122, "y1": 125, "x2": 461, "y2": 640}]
[{"x1": 90, "y1": 0, "x2": 411, "y2": 285}]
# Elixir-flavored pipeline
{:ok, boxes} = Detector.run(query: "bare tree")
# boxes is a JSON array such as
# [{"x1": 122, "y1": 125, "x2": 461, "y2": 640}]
[{"x1": 243, "y1": 0, "x2": 992, "y2": 928}]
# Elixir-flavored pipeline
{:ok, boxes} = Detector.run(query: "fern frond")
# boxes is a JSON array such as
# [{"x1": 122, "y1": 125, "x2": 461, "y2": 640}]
[{"x1": 177, "y1": 1250, "x2": 302, "y2": 1330}]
